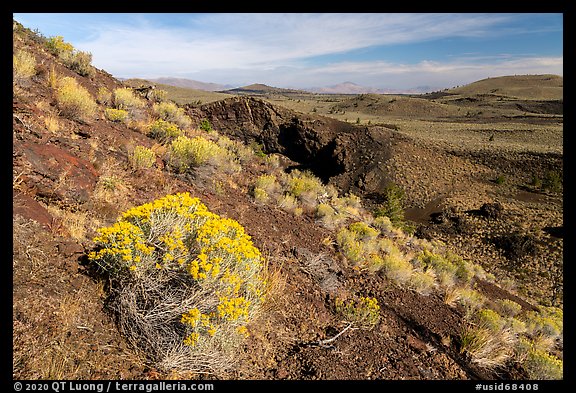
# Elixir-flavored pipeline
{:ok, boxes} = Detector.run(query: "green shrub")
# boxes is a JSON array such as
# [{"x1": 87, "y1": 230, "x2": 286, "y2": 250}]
[
  {"x1": 494, "y1": 174, "x2": 506, "y2": 185},
  {"x1": 249, "y1": 141, "x2": 267, "y2": 158},
  {"x1": 61, "y1": 50, "x2": 94, "y2": 77},
  {"x1": 417, "y1": 249, "x2": 458, "y2": 288},
  {"x1": 286, "y1": 170, "x2": 324, "y2": 207},
  {"x1": 372, "y1": 215, "x2": 394, "y2": 234},
  {"x1": 105, "y1": 108, "x2": 129, "y2": 123},
  {"x1": 129, "y1": 146, "x2": 156, "y2": 170},
  {"x1": 87, "y1": 192, "x2": 267, "y2": 373},
  {"x1": 348, "y1": 221, "x2": 379, "y2": 241},
  {"x1": 336, "y1": 223, "x2": 380, "y2": 266},
  {"x1": 373, "y1": 183, "x2": 405, "y2": 226},
  {"x1": 199, "y1": 118, "x2": 212, "y2": 132},
  {"x1": 542, "y1": 170, "x2": 562, "y2": 193},
  {"x1": 46, "y1": 36, "x2": 93, "y2": 77},
  {"x1": 473, "y1": 309, "x2": 505, "y2": 332},
  {"x1": 55, "y1": 76, "x2": 97, "y2": 120}
]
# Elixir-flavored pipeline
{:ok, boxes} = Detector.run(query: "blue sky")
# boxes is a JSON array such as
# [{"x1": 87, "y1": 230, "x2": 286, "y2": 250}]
[{"x1": 13, "y1": 13, "x2": 563, "y2": 90}]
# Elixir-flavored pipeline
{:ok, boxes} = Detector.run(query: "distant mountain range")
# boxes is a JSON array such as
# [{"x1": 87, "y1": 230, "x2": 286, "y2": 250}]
[
  {"x1": 128, "y1": 77, "x2": 440, "y2": 95},
  {"x1": 146, "y1": 77, "x2": 234, "y2": 92},
  {"x1": 304, "y1": 81, "x2": 439, "y2": 95}
]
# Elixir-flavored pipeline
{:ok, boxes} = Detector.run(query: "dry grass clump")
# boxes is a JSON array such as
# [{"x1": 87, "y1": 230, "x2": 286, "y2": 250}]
[
  {"x1": 495, "y1": 299, "x2": 523, "y2": 318},
  {"x1": 378, "y1": 245, "x2": 413, "y2": 284},
  {"x1": 54, "y1": 76, "x2": 97, "y2": 121},
  {"x1": 44, "y1": 115, "x2": 60, "y2": 133},
  {"x1": 13, "y1": 49, "x2": 37, "y2": 81},
  {"x1": 407, "y1": 268, "x2": 437, "y2": 295},
  {"x1": 87, "y1": 193, "x2": 268, "y2": 374},
  {"x1": 445, "y1": 286, "x2": 486, "y2": 316},
  {"x1": 459, "y1": 321, "x2": 516, "y2": 370},
  {"x1": 129, "y1": 146, "x2": 156, "y2": 170}
]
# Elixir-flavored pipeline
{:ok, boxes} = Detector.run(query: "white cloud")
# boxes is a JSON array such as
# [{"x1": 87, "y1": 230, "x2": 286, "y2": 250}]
[{"x1": 78, "y1": 13, "x2": 521, "y2": 75}]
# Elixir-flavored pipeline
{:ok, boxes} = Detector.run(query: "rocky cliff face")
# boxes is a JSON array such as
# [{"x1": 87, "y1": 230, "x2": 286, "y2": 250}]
[{"x1": 188, "y1": 96, "x2": 403, "y2": 197}]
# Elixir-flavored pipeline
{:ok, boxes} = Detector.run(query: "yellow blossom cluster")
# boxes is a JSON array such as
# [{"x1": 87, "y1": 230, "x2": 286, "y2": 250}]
[
  {"x1": 335, "y1": 296, "x2": 381, "y2": 329},
  {"x1": 87, "y1": 221, "x2": 155, "y2": 273}
]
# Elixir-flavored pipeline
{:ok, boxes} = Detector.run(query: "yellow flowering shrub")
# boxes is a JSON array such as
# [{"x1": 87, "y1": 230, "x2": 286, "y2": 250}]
[
  {"x1": 168, "y1": 135, "x2": 237, "y2": 174},
  {"x1": 129, "y1": 146, "x2": 156, "y2": 170},
  {"x1": 104, "y1": 108, "x2": 129, "y2": 122},
  {"x1": 147, "y1": 119, "x2": 182, "y2": 143},
  {"x1": 335, "y1": 296, "x2": 380, "y2": 329},
  {"x1": 88, "y1": 192, "x2": 267, "y2": 373}
]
